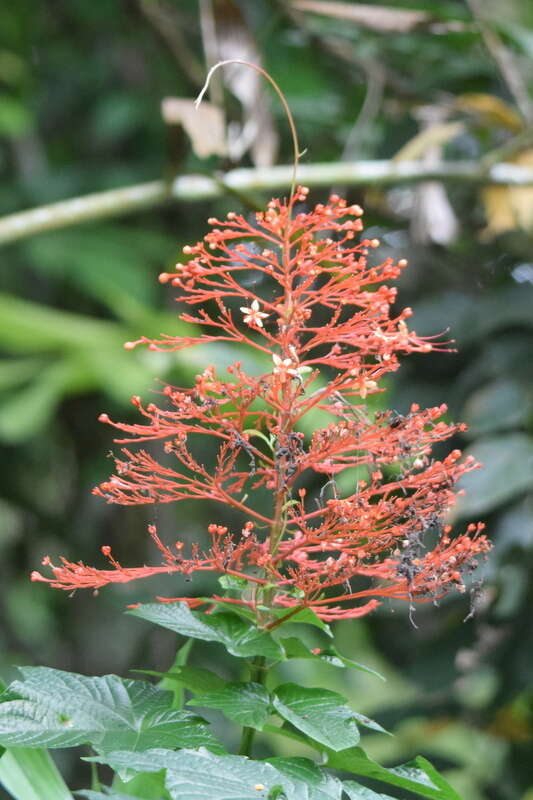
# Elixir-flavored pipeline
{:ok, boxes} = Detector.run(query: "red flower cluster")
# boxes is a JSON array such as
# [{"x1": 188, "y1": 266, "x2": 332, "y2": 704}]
[{"x1": 32, "y1": 188, "x2": 489, "y2": 621}]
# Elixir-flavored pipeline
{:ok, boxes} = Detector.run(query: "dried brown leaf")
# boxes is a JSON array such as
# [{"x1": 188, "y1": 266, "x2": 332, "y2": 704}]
[
  {"x1": 161, "y1": 98, "x2": 226, "y2": 159},
  {"x1": 291, "y1": 1, "x2": 430, "y2": 32}
]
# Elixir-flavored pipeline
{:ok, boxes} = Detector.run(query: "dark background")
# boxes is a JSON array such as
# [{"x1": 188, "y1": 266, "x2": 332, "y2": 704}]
[{"x1": 0, "y1": 2, "x2": 532, "y2": 798}]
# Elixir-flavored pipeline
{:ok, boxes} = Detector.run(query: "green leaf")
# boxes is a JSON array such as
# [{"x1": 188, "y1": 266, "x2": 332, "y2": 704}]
[
  {"x1": 110, "y1": 768, "x2": 169, "y2": 799},
  {"x1": 78, "y1": 792, "x2": 146, "y2": 800},
  {"x1": 326, "y1": 748, "x2": 461, "y2": 800},
  {"x1": 455, "y1": 434, "x2": 533, "y2": 516},
  {"x1": 202, "y1": 601, "x2": 257, "y2": 621},
  {"x1": 268, "y1": 757, "x2": 343, "y2": 800},
  {"x1": 272, "y1": 684, "x2": 360, "y2": 752},
  {"x1": 0, "y1": 747, "x2": 73, "y2": 800},
  {"x1": 414, "y1": 757, "x2": 464, "y2": 799},
  {"x1": 414, "y1": 287, "x2": 533, "y2": 346},
  {"x1": 90, "y1": 748, "x2": 309, "y2": 800},
  {"x1": 188, "y1": 682, "x2": 271, "y2": 729},
  {"x1": 268, "y1": 608, "x2": 333, "y2": 637},
  {"x1": 0, "y1": 667, "x2": 222, "y2": 754},
  {"x1": 0, "y1": 96, "x2": 33, "y2": 136},
  {"x1": 0, "y1": 358, "x2": 47, "y2": 392},
  {"x1": 493, "y1": 499, "x2": 533, "y2": 557},
  {"x1": 156, "y1": 639, "x2": 194, "y2": 710},
  {"x1": 462, "y1": 379, "x2": 531, "y2": 437},
  {"x1": 0, "y1": 293, "x2": 126, "y2": 353},
  {"x1": 136, "y1": 665, "x2": 225, "y2": 696},
  {"x1": 280, "y1": 638, "x2": 385, "y2": 680},
  {"x1": 343, "y1": 781, "x2": 396, "y2": 799},
  {"x1": 218, "y1": 575, "x2": 250, "y2": 593},
  {"x1": 129, "y1": 603, "x2": 283, "y2": 660},
  {"x1": 0, "y1": 360, "x2": 87, "y2": 443},
  {"x1": 266, "y1": 726, "x2": 460, "y2": 799},
  {"x1": 351, "y1": 713, "x2": 390, "y2": 736}
]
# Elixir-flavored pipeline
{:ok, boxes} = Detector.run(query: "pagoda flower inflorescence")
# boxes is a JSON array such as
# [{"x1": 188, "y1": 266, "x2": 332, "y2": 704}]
[{"x1": 32, "y1": 187, "x2": 489, "y2": 621}]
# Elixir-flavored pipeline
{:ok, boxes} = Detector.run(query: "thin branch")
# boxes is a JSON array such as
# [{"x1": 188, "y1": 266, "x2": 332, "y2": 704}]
[{"x1": 2, "y1": 159, "x2": 533, "y2": 245}]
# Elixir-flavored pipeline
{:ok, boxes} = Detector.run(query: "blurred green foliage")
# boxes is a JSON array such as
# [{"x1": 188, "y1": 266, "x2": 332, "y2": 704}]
[{"x1": 0, "y1": 1, "x2": 532, "y2": 798}]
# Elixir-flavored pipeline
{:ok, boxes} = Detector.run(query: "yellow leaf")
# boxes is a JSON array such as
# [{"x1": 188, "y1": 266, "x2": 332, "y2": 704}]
[
  {"x1": 393, "y1": 121, "x2": 464, "y2": 162},
  {"x1": 455, "y1": 93, "x2": 523, "y2": 132},
  {"x1": 481, "y1": 150, "x2": 533, "y2": 238}
]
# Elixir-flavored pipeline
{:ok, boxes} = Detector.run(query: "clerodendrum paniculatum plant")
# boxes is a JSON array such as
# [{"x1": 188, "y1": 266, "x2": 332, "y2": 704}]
[
  {"x1": 0, "y1": 65, "x2": 490, "y2": 800},
  {"x1": 33, "y1": 187, "x2": 488, "y2": 620}
]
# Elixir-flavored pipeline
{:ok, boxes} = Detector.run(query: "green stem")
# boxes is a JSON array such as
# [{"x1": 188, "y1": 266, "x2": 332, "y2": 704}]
[{"x1": 238, "y1": 654, "x2": 267, "y2": 757}]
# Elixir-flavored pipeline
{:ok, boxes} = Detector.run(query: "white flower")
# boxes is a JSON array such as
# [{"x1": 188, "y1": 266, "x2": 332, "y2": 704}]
[
  {"x1": 272, "y1": 353, "x2": 296, "y2": 375},
  {"x1": 239, "y1": 298, "x2": 269, "y2": 327},
  {"x1": 272, "y1": 353, "x2": 312, "y2": 380}
]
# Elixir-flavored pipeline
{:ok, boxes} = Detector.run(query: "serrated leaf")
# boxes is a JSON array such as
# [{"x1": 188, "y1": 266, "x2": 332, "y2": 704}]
[
  {"x1": 129, "y1": 603, "x2": 283, "y2": 660},
  {"x1": 280, "y1": 638, "x2": 384, "y2": 680},
  {"x1": 0, "y1": 747, "x2": 73, "y2": 800},
  {"x1": 188, "y1": 682, "x2": 270, "y2": 729},
  {"x1": 156, "y1": 638, "x2": 194, "y2": 710},
  {"x1": 78, "y1": 792, "x2": 145, "y2": 800},
  {"x1": 268, "y1": 757, "x2": 343, "y2": 800},
  {"x1": 455, "y1": 434, "x2": 533, "y2": 516},
  {"x1": 136, "y1": 666, "x2": 225, "y2": 696},
  {"x1": 414, "y1": 757, "x2": 464, "y2": 798},
  {"x1": 351, "y1": 713, "x2": 390, "y2": 736},
  {"x1": 326, "y1": 748, "x2": 461, "y2": 800},
  {"x1": 90, "y1": 748, "x2": 308, "y2": 800},
  {"x1": 0, "y1": 667, "x2": 222, "y2": 754},
  {"x1": 218, "y1": 575, "x2": 249, "y2": 592},
  {"x1": 272, "y1": 684, "x2": 360, "y2": 752},
  {"x1": 268, "y1": 607, "x2": 333, "y2": 637},
  {"x1": 204, "y1": 601, "x2": 256, "y2": 621},
  {"x1": 343, "y1": 781, "x2": 396, "y2": 799},
  {"x1": 109, "y1": 767, "x2": 168, "y2": 799}
]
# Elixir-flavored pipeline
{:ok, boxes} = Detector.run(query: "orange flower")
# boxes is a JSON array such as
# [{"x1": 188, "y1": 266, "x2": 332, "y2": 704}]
[{"x1": 33, "y1": 189, "x2": 489, "y2": 620}]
